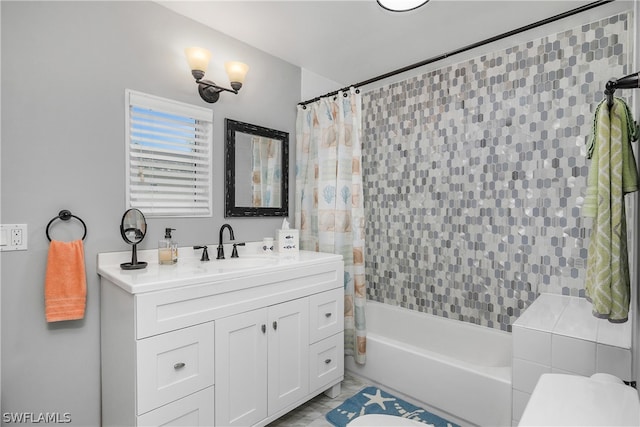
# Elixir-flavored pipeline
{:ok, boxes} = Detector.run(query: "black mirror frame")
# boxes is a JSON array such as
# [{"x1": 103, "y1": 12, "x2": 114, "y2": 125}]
[{"x1": 225, "y1": 118, "x2": 289, "y2": 217}]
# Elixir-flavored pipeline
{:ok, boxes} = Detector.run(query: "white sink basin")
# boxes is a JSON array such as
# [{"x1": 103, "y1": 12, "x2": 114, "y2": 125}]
[{"x1": 185, "y1": 257, "x2": 274, "y2": 275}]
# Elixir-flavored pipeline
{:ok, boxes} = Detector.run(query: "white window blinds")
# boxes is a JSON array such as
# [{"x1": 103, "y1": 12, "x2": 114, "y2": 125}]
[{"x1": 125, "y1": 90, "x2": 213, "y2": 217}]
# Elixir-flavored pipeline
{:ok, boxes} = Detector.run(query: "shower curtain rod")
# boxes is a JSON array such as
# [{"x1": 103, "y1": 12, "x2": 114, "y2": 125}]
[{"x1": 298, "y1": 0, "x2": 614, "y2": 107}]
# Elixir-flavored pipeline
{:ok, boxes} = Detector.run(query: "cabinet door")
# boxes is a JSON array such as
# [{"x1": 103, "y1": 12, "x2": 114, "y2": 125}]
[
  {"x1": 215, "y1": 308, "x2": 268, "y2": 426},
  {"x1": 268, "y1": 298, "x2": 309, "y2": 415}
]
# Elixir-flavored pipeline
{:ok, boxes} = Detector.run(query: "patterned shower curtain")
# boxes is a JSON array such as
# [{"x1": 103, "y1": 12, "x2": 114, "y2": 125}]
[
  {"x1": 251, "y1": 136, "x2": 281, "y2": 207},
  {"x1": 295, "y1": 88, "x2": 366, "y2": 364}
]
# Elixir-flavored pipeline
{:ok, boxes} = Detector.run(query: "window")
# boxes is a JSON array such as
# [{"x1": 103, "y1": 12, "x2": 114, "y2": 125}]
[{"x1": 125, "y1": 89, "x2": 213, "y2": 217}]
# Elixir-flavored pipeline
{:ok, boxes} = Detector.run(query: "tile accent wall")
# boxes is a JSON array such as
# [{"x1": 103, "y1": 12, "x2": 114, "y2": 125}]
[{"x1": 362, "y1": 12, "x2": 634, "y2": 331}]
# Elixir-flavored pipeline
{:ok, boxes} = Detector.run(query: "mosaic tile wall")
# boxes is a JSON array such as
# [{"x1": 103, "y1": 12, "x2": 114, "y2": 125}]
[{"x1": 362, "y1": 12, "x2": 634, "y2": 332}]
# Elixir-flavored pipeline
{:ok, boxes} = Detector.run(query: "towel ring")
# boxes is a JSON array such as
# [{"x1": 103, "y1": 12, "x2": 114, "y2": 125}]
[{"x1": 46, "y1": 210, "x2": 87, "y2": 242}]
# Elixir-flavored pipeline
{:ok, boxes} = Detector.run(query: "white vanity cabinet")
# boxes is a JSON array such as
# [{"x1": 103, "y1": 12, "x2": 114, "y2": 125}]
[{"x1": 98, "y1": 248, "x2": 344, "y2": 427}]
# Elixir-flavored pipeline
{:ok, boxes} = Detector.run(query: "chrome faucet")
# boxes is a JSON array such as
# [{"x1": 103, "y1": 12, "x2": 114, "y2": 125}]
[{"x1": 217, "y1": 224, "x2": 235, "y2": 259}]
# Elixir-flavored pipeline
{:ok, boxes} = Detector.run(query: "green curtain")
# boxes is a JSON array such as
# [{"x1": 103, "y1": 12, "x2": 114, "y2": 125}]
[{"x1": 295, "y1": 88, "x2": 367, "y2": 364}]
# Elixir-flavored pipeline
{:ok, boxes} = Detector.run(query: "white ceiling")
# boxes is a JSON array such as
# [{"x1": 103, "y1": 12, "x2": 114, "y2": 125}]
[{"x1": 159, "y1": 0, "x2": 598, "y2": 87}]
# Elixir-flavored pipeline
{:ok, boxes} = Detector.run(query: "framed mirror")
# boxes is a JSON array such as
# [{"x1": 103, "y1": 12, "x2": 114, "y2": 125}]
[{"x1": 225, "y1": 119, "x2": 289, "y2": 217}]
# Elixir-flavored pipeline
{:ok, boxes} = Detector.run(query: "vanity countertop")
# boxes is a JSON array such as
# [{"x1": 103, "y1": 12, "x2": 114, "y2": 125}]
[{"x1": 97, "y1": 242, "x2": 342, "y2": 294}]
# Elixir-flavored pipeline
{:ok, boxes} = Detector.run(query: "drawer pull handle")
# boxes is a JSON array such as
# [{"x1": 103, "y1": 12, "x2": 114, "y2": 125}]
[
  {"x1": 174, "y1": 362, "x2": 186, "y2": 370},
  {"x1": 273, "y1": 321, "x2": 278, "y2": 331},
  {"x1": 325, "y1": 312, "x2": 332, "y2": 318},
  {"x1": 261, "y1": 324, "x2": 266, "y2": 334},
  {"x1": 324, "y1": 358, "x2": 332, "y2": 364}
]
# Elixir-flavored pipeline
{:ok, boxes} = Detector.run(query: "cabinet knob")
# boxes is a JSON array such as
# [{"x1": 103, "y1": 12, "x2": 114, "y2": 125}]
[
  {"x1": 272, "y1": 321, "x2": 278, "y2": 331},
  {"x1": 174, "y1": 362, "x2": 186, "y2": 370},
  {"x1": 324, "y1": 359, "x2": 332, "y2": 364},
  {"x1": 325, "y1": 312, "x2": 332, "y2": 318},
  {"x1": 261, "y1": 324, "x2": 266, "y2": 334}
]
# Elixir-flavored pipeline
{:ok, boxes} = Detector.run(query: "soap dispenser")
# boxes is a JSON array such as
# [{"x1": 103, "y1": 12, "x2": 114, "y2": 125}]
[{"x1": 158, "y1": 228, "x2": 178, "y2": 265}]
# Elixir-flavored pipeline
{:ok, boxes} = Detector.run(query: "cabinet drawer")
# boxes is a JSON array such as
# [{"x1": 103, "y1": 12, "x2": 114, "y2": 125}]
[
  {"x1": 137, "y1": 322, "x2": 215, "y2": 415},
  {"x1": 309, "y1": 332, "x2": 344, "y2": 393},
  {"x1": 137, "y1": 386, "x2": 214, "y2": 426},
  {"x1": 309, "y1": 288, "x2": 344, "y2": 344}
]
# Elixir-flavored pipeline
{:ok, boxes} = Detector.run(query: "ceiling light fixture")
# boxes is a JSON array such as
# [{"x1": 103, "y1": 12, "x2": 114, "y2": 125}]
[
  {"x1": 185, "y1": 47, "x2": 249, "y2": 103},
  {"x1": 377, "y1": 0, "x2": 429, "y2": 12}
]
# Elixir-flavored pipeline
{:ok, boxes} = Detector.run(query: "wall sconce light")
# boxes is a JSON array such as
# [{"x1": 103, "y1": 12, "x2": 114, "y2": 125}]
[{"x1": 185, "y1": 47, "x2": 249, "y2": 103}]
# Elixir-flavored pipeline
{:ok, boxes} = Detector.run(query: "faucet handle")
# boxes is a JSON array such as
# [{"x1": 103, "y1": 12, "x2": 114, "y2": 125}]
[
  {"x1": 193, "y1": 245, "x2": 210, "y2": 262},
  {"x1": 231, "y1": 242, "x2": 245, "y2": 258}
]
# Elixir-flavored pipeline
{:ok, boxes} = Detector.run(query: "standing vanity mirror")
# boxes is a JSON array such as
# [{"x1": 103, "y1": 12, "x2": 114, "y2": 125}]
[
  {"x1": 119, "y1": 208, "x2": 147, "y2": 270},
  {"x1": 225, "y1": 119, "x2": 289, "y2": 217}
]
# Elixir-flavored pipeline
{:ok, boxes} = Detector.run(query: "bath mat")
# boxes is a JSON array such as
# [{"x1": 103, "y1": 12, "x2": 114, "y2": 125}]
[{"x1": 325, "y1": 386, "x2": 460, "y2": 427}]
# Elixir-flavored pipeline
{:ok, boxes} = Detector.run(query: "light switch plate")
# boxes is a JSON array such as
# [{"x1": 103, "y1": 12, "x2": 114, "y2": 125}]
[{"x1": 0, "y1": 224, "x2": 27, "y2": 251}]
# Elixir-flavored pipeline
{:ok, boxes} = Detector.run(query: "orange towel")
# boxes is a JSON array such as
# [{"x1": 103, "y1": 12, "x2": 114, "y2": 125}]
[{"x1": 45, "y1": 240, "x2": 87, "y2": 322}]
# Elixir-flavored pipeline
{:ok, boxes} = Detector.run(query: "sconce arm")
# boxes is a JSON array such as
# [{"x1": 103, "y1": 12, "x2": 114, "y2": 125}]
[{"x1": 197, "y1": 79, "x2": 238, "y2": 95}]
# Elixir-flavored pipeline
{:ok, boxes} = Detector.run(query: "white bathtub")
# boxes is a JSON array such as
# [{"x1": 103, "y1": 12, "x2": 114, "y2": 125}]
[{"x1": 345, "y1": 301, "x2": 512, "y2": 427}]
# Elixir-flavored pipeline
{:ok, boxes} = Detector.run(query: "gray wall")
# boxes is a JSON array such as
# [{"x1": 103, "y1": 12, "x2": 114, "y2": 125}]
[{"x1": 1, "y1": 1, "x2": 300, "y2": 425}]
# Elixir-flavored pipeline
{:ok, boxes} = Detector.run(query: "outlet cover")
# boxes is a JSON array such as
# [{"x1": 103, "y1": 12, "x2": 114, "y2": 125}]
[{"x1": 0, "y1": 224, "x2": 27, "y2": 251}]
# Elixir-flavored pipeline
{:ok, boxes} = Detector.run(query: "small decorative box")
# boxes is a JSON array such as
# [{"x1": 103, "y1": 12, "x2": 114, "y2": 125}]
[{"x1": 276, "y1": 229, "x2": 299, "y2": 253}]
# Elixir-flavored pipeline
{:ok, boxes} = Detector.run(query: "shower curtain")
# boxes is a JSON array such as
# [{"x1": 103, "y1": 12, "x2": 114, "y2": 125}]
[
  {"x1": 295, "y1": 88, "x2": 366, "y2": 363},
  {"x1": 251, "y1": 135, "x2": 281, "y2": 207}
]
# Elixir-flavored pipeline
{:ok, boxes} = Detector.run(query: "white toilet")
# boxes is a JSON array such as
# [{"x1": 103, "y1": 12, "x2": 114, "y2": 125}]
[
  {"x1": 347, "y1": 414, "x2": 426, "y2": 426},
  {"x1": 519, "y1": 373, "x2": 640, "y2": 426}
]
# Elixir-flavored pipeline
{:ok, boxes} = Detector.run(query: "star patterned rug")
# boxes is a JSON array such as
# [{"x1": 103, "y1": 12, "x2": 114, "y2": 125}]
[{"x1": 325, "y1": 386, "x2": 460, "y2": 427}]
